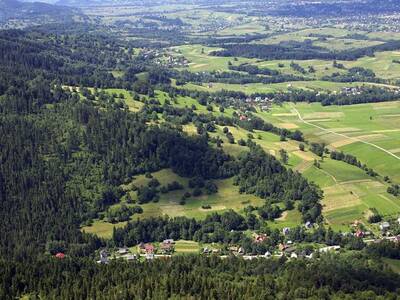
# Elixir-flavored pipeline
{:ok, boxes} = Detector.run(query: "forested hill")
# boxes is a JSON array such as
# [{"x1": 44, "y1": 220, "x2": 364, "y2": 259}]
[
  {"x1": 0, "y1": 27, "x2": 322, "y2": 259},
  {"x1": 268, "y1": 0, "x2": 400, "y2": 17},
  {"x1": 0, "y1": 0, "x2": 83, "y2": 25}
]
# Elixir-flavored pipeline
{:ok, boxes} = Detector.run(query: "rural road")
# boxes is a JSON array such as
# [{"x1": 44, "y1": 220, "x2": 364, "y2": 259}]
[{"x1": 290, "y1": 104, "x2": 400, "y2": 161}]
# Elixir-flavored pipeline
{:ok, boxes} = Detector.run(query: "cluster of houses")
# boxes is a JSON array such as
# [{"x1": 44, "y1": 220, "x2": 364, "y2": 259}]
[
  {"x1": 197, "y1": 17, "x2": 243, "y2": 33},
  {"x1": 338, "y1": 86, "x2": 400, "y2": 96},
  {"x1": 244, "y1": 96, "x2": 275, "y2": 111},
  {"x1": 97, "y1": 239, "x2": 176, "y2": 263},
  {"x1": 163, "y1": 55, "x2": 189, "y2": 68},
  {"x1": 96, "y1": 217, "x2": 400, "y2": 263}
]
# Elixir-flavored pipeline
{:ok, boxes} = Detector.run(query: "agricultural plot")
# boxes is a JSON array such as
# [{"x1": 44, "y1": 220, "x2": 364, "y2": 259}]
[
  {"x1": 255, "y1": 27, "x2": 384, "y2": 50},
  {"x1": 218, "y1": 20, "x2": 269, "y2": 36},
  {"x1": 170, "y1": 44, "x2": 254, "y2": 72},
  {"x1": 256, "y1": 101, "x2": 400, "y2": 230}
]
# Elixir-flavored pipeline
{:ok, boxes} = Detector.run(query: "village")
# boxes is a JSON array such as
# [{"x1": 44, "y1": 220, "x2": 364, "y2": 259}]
[{"x1": 90, "y1": 217, "x2": 400, "y2": 264}]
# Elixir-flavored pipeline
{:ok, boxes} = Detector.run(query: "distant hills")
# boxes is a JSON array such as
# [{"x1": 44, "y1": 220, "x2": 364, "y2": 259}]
[{"x1": 0, "y1": 0, "x2": 83, "y2": 25}]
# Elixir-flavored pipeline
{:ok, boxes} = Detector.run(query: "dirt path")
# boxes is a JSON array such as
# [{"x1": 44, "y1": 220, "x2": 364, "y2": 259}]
[{"x1": 291, "y1": 104, "x2": 400, "y2": 161}]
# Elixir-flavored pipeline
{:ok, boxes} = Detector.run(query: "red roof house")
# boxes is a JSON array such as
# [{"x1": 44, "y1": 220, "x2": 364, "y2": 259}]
[{"x1": 55, "y1": 252, "x2": 65, "y2": 259}]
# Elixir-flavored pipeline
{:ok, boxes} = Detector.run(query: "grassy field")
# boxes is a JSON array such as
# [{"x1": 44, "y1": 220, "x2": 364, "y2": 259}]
[
  {"x1": 170, "y1": 44, "x2": 255, "y2": 72},
  {"x1": 256, "y1": 27, "x2": 383, "y2": 51}
]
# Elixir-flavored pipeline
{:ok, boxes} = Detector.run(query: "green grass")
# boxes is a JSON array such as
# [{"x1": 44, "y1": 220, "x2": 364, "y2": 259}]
[
  {"x1": 170, "y1": 44, "x2": 254, "y2": 72},
  {"x1": 174, "y1": 240, "x2": 201, "y2": 254},
  {"x1": 81, "y1": 220, "x2": 127, "y2": 239}
]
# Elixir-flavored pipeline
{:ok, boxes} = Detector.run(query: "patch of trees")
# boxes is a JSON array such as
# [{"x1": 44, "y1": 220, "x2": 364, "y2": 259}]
[
  {"x1": 290, "y1": 61, "x2": 307, "y2": 74},
  {"x1": 229, "y1": 63, "x2": 280, "y2": 76},
  {"x1": 322, "y1": 67, "x2": 383, "y2": 83},
  {"x1": 310, "y1": 143, "x2": 326, "y2": 157},
  {"x1": 387, "y1": 184, "x2": 400, "y2": 197},
  {"x1": 105, "y1": 205, "x2": 143, "y2": 223},
  {"x1": 210, "y1": 40, "x2": 400, "y2": 61},
  {"x1": 234, "y1": 145, "x2": 322, "y2": 222},
  {"x1": 174, "y1": 69, "x2": 307, "y2": 85},
  {"x1": 112, "y1": 211, "x2": 249, "y2": 246},
  {"x1": 366, "y1": 240, "x2": 400, "y2": 259}
]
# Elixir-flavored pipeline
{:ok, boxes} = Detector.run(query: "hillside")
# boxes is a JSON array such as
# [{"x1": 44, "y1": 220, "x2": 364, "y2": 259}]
[{"x1": 0, "y1": 0, "x2": 83, "y2": 26}]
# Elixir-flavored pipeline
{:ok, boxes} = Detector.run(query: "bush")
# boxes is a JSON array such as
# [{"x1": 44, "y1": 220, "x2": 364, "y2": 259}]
[{"x1": 205, "y1": 181, "x2": 218, "y2": 195}]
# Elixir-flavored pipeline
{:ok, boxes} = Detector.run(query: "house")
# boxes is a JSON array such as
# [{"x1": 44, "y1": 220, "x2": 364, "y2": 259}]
[
  {"x1": 145, "y1": 243, "x2": 155, "y2": 254},
  {"x1": 278, "y1": 243, "x2": 287, "y2": 251},
  {"x1": 125, "y1": 254, "x2": 137, "y2": 261},
  {"x1": 160, "y1": 242, "x2": 174, "y2": 254},
  {"x1": 290, "y1": 252, "x2": 298, "y2": 259},
  {"x1": 99, "y1": 249, "x2": 109, "y2": 264},
  {"x1": 282, "y1": 227, "x2": 290, "y2": 235},
  {"x1": 203, "y1": 247, "x2": 211, "y2": 254},
  {"x1": 55, "y1": 252, "x2": 65, "y2": 259},
  {"x1": 228, "y1": 246, "x2": 245, "y2": 255},
  {"x1": 264, "y1": 251, "x2": 272, "y2": 258},
  {"x1": 239, "y1": 115, "x2": 247, "y2": 121},
  {"x1": 253, "y1": 233, "x2": 268, "y2": 243},
  {"x1": 146, "y1": 253, "x2": 155, "y2": 260},
  {"x1": 397, "y1": 217, "x2": 400, "y2": 225},
  {"x1": 319, "y1": 246, "x2": 341, "y2": 253},
  {"x1": 118, "y1": 247, "x2": 129, "y2": 255},
  {"x1": 354, "y1": 230, "x2": 364, "y2": 238},
  {"x1": 305, "y1": 221, "x2": 313, "y2": 229},
  {"x1": 163, "y1": 239, "x2": 175, "y2": 245},
  {"x1": 380, "y1": 222, "x2": 390, "y2": 231}
]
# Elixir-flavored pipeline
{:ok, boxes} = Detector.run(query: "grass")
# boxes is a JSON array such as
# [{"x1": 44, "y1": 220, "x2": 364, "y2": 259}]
[
  {"x1": 174, "y1": 240, "x2": 201, "y2": 254},
  {"x1": 136, "y1": 176, "x2": 265, "y2": 220},
  {"x1": 82, "y1": 220, "x2": 127, "y2": 239},
  {"x1": 170, "y1": 44, "x2": 254, "y2": 72}
]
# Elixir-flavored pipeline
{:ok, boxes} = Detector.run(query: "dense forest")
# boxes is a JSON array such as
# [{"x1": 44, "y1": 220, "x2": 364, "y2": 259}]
[
  {"x1": 211, "y1": 40, "x2": 400, "y2": 61},
  {"x1": 1, "y1": 254, "x2": 400, "y2": 299}
]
